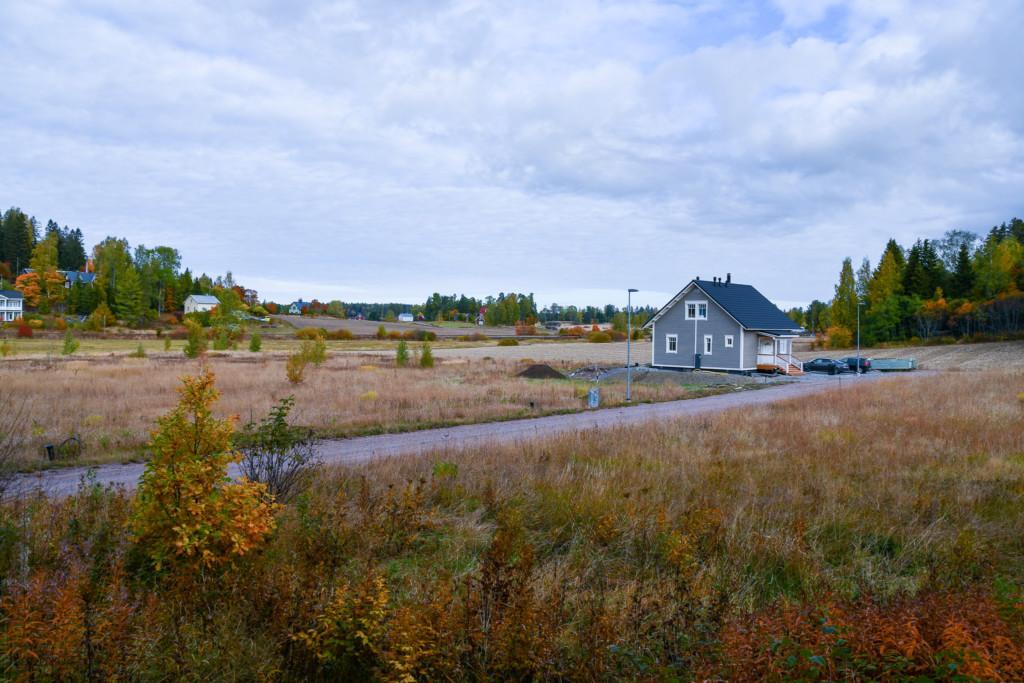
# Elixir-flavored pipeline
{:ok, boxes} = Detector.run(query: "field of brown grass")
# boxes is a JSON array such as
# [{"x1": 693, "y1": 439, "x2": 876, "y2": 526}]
[
  {"x1": 1, "y1": 369, "x2": 1021, "y2": 679},
  {"x1": 0, "y1": 352, "x2": 726, "y2": 469}
]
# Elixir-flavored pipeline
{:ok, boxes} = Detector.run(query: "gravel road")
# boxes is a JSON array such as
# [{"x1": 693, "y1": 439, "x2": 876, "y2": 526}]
[{"x1": 6, "y1": 371, "x2": 903, "y2": 498}]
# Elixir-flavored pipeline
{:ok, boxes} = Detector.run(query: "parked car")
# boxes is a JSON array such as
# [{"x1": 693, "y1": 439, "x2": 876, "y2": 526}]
[
  {"x1": 803, "y1": 358, "x2": 848, "y2": 375},
  {"x1": 840, "y1": 356, "x2": 872, "y2": 372}
]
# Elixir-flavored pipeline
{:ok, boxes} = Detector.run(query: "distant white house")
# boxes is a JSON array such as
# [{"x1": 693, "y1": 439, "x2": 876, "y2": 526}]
[
  {"x1": 289, "y1": 300, "x2": 311, "y2": 315},
  {"x1": 0, "y1": 290, "x2": 24, "y2": 322},
  {"x1": 184, "y1": 294, "x2": 220, "y2": 314},
  {"x1": 397, "y1": 313, "x2": 414, "y2": 323}
]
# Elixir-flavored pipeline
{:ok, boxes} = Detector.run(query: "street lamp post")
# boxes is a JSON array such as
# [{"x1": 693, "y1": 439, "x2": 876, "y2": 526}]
[
  {"x1": 856, "y1": 300, "x2": 865, "y2": 375},
  {"x1": 626, "y1": 288, "x2": 638, "y2": 401}
]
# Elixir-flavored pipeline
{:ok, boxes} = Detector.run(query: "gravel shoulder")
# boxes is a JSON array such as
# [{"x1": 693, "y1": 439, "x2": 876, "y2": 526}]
[{"x1": 7, "y1": 371, "x2": 908, "y2": 498}]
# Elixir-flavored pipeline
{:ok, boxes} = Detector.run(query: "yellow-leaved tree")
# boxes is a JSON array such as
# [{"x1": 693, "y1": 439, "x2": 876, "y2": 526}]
[{"x1": 130, "y1": 369, "x2": 278, "y2": 575}]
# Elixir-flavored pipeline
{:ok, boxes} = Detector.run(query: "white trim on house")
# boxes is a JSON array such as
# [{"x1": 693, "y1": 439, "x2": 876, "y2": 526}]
[
  {"x1": 739, "y1": 329, "x2": 745, "y2": 367},
  {"x1": 703, "y1": 334, "x2": 713, "y2": 355},
  {"x1": 651, "y1": 321, "x2": 656, "y2": 366},
  {"x1": 724, "y1": 334, "x2": 734, "y2": 348},
  {"x1": 684, "y1": 300, "x2": 708, "y2": 321},
  {"x1": 665, "y1": 333, "x2": 678, "y2": 354}
]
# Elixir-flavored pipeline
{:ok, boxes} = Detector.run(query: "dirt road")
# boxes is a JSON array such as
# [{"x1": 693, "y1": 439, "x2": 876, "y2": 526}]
[{"x1": 7, "y1": 371, "x2": 903, "y2": 497}]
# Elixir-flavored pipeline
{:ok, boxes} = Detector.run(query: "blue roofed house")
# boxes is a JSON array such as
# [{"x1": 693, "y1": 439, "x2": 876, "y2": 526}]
[
  {"x1": 643, "y1": 274, "x2": 805, "y2": 374},
  {"x1": 0, "y1": 290, "x2": 24, "y2": 322},
  {"x1": 62, "y1": 271, "x2": 97, "y2": 288},
  {"x1": 288, "y1": 300, "x2": 311, "y2": 315}
]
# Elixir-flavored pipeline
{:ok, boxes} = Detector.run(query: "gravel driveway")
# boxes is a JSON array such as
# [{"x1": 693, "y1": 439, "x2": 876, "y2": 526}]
[{"x1": 7, "y1": 371, "x2": 904, "y2": 497}]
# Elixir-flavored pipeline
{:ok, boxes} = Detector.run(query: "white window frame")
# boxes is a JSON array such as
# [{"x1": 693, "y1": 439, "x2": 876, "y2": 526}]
[
  {"x1": 703, "y1": 334, "x2": 713, "y2": 355},
  {"x1": 684, "y1": 300, "x2": 708, "y2": 321},
  {"x1": 665, "y1": 334, "x2": 678, "y2": 354},
  {"x1": 724, "y1": 334, "x2": 734, "y2": 348}
]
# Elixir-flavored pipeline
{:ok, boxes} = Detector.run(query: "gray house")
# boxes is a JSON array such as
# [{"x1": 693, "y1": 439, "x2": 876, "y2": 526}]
[{"x1": 644, "y1": 275, "x2": 805, "y2": 374}]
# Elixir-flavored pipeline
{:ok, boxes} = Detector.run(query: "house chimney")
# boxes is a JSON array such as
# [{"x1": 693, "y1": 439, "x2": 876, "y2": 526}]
[{"x1": 725, "y1": 273, "x2": 731, "y2": 285}]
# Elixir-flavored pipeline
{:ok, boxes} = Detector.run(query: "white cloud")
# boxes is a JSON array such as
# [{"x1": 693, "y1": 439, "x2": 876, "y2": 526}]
[{"x1": 0, "y1": 0, "x2": 1021, "y2": 307}]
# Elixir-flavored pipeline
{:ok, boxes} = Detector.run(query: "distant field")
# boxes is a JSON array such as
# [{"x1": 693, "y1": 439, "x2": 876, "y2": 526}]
[{"x1": 278, "y1": 314, "x2": 530, "y2": 338}]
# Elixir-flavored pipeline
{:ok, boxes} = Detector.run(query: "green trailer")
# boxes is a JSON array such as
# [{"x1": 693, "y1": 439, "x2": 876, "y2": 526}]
[{"x1": 870, "y1": 358, "x2": 917, "y2": 371}]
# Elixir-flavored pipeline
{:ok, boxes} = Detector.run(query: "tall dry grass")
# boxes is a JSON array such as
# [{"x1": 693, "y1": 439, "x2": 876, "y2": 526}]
[
  {"x1": 1, "y1": 369, "x2": 1021, "y2": 679},
  {"x1": 0, "y1": 354, "x2": 715, "y2": 467}
]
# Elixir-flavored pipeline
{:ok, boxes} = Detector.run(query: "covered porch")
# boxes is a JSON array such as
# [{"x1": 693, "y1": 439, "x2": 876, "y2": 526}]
[{"x1": 755, "y1": 333, "x2": 803, "y2": 374}]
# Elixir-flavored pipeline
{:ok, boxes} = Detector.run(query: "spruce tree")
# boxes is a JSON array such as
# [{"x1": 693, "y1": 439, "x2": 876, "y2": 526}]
[
  {"x1": 830, "y1": 257, "x2": 859, "y2": 332},
  {"x1": 114, "y1": 267, "x2": 146, "y2": 326},
  {"x1": 949, "y1": 243, "x2": 975, "y2": 298}
]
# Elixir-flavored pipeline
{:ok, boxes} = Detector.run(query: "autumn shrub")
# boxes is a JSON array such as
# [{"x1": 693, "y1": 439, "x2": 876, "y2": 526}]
[
  {"x1": 16, "y1": 319, "x2": 32, "y2": 338},
  {"x1": 286, "y1": 353, "x2": 307, "y2": 384},
  {"x1": 212, "y1": 326, "x2": 231, "y2": 350},
  {"x1": 402, "y1": 329, "x2": 437, "y2": 341},
  {"x1": 559, "y1": 326, "x2": 585, "y2": 337},
  {"x1": 163, "y1": 337, "x2": 172, "y2": 352},
  {"x1": 0, "y1": 340, "x2": 12, "y2": 357},
  {"x1": 375, "y1": 324, "x2": 386, "y2": 339},
  {"x1": 295, "y1": 327, "x2": 327, "y2": 340},
  {"x1": 386, "y1": 330, "x2": 402, "y2": 340},
  {"x1": 608, "y1": 330, "x2": 627, "y2": 342},
  {"x1": 300, "y1": 336, "x2": 327, "y2": 366},
  {"x1": 249, "y1": 333, "x2": 262, "y2": 352},
  {"x1": 130, "y1": 343, "x2": 146, "y2": 358},
  {"x1": 54, "y1": 317, "x2": 67, "y2": 331},
  {"x1": 86, "y1": 302, "x2": 114, "y2": 331},
  {"x1": 129, "y1": 369, "x2": 278, "y2": 578},
  {"x1": 588, "y1": 331, "x2": 612, "y2": 343},
  {"x1": 182, "y1": 319, "x2": 207, "y2": 358},
  {"x1": 61, "y1": 329, "x2": 79, "y2": 355},
  {"x1": 514, "y1": 322, "x2": 537, "y2": 335},
  {"x1": 497, "y1": 338, "x2": 519, "y2": 346},
  {"x1": 419, "y1": 342, "x2": 434, "y2": 368},
  {"x1": 326, "y1": 328, "x2": 354, "y2": 340},
  {"x1": 236, "y1": 396, "x2": 320, "y2": 502},
  {"x1": 825, "y1": 325, "x2": 854, "y2": 349},
  {"x1": 396, "y1": 339, "x2": 409, "y2": 367}
]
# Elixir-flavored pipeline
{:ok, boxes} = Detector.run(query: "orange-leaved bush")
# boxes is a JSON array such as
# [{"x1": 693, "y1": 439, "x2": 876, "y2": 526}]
[{"x1": 130, "y1": 369, "x2": 278, "y2": 575}]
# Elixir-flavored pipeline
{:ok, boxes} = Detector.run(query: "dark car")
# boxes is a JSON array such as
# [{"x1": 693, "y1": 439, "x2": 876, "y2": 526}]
[
  {"x1": 840, "y1": 356, "x2": 872, "y2": 372},
  {"x1": 803, "y1": 358, "x2": 848, "y2": 375}
]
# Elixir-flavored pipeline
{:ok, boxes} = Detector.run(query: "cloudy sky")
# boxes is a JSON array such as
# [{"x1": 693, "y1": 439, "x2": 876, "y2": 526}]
[{"x1": 2, "y1": 1, "x2": 1022, "y2": 309}]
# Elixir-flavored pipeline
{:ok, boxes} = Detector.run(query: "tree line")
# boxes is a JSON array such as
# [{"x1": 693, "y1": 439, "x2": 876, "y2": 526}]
[
  {"x1": 1, "y1": 206, "x2": 251, "y2": 327},
  {"x1": 788, "y1": 217, "x2": 1024, "y2": 345}
]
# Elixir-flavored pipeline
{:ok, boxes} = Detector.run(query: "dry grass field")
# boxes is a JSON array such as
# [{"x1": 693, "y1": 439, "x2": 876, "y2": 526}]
[
  {"x1": 1, "y1": 369, "x2": 1022, "y2": 679},
  {"x1": 0, "y1": 352, "x2": 728, "y2": 469}
]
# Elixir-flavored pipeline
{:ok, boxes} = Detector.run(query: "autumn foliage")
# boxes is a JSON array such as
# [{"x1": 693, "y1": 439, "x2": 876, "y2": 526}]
[{"x1": 130, "y1": 369, "x2": 278, "y2": 575}]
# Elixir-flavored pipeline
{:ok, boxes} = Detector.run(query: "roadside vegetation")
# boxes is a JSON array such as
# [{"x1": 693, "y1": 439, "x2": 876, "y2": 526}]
[{"x1": 0, "y1": 370, "x2": 1022, "y2": 679}]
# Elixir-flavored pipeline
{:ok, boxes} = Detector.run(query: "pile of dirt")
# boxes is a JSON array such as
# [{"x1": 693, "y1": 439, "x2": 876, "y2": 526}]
[{"x1": 517, "y1": 363, "x2": 567, "y2": 380}]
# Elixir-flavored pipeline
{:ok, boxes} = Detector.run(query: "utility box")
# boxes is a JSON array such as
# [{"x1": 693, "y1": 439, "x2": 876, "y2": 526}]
[
  {"x1": 587, "y1": 387, "x2": 600, "y2": 409},
  {"x1": 694, "y1": 353, "x2": 702, "y2": 369}
]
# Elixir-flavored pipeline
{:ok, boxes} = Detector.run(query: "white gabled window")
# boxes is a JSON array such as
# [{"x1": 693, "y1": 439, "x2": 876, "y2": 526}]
[
  {"x1": 704, "y1": 334, "x2": 713, "y2": 355},
  {"x1": 724, "y1": 334, "x2": 734, "y2": 348},
  {"x1": 666, "y1": 334, "x2": 678, "y2": 354},
  {"x1": 685, "y1": 300, "x2": 708, "y2": 321}
]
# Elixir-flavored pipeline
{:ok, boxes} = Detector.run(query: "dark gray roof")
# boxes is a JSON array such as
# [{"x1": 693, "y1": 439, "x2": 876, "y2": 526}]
[
  {"x1": 648, "y1": 279, "x2": 803, "y2": 332},
  {"x1": 692, "y1": 280, "x2": 802, "y2": 331},
  {"x1": 0, "y1": 290, "x2": 23, "y2": 299}
]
